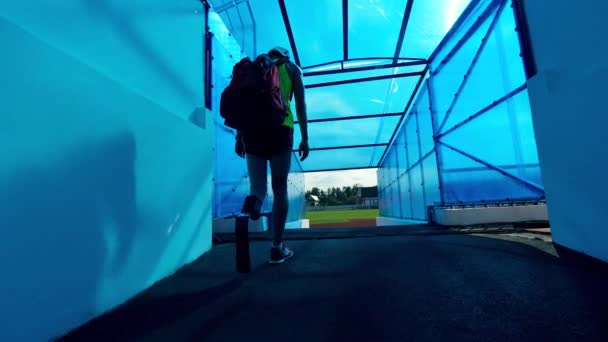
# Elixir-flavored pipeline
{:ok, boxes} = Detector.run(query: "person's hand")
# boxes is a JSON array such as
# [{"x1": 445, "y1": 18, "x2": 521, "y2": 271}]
[
  {"x1": 299, "y1": 140, "x2": 309, "y2": 161},
  {"x1": 235, "y1": 136, "x2": 245, "y2": 158}
]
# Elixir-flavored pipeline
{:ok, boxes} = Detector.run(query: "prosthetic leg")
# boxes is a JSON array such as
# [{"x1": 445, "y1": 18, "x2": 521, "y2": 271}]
[{"x1": 236, "y1": 195, "x2": 262, "y2": 273}]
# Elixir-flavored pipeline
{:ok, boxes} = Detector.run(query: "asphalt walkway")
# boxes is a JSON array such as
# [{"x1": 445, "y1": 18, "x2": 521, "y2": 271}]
[{"x1": 61, "y1": 229, "x2": 608, "y2": 341}]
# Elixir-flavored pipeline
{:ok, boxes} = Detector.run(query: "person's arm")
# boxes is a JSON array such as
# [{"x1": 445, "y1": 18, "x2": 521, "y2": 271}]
[{"x1": 289, "y1": 63, "x2": 309, "y2": 161}]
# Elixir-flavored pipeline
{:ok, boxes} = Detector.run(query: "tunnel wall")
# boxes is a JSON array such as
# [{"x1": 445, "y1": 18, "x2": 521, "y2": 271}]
[
  {"x1": 524, "y1": 0, "x2": 608, "y2": 262},
  {"x1": 0, "y1": 1, "x2": 213, "y2": 340}
]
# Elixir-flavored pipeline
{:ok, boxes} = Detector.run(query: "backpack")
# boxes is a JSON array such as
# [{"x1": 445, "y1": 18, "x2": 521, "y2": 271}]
[{"x1": 220, "y1": 54, "x2": 287, "y2": 131}]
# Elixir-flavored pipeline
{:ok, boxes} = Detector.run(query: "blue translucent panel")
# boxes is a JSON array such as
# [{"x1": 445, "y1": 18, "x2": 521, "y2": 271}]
[
  {"x1": 305, "y1": 77, "x2": 419, "y2": 120},
  {"x1": 405, "y1": 113, "x2": 420, "y2": 167},
  {"x1": 523, "y1": 165, "x2": 544, "y2": 189},
  {"x1": 442, "y1": 90, "x2": 541, "y2": 175},
  {"x1": 422, "y1": 152, "x2": 442, "y2": 207},
  {"x1": 236, "y1": 1, "x2": 255, "y2": 55},
  {"x1": 300, "y1": 146, "x2": 384, "y2": 171},
  {"x1": 429, "y1": 9, "x2": 495, "y2": 127},
  {"x1": 379, "y1": 166, "x2": 389, "y2": 215},
  {"x1": 438, "y1": 146, "x2": 543, "y2": 203},
  {"x1": 294, "y1": 115, "x2": 401, "y2": 148},
  {"x1": 379, "y1": 143, "x2": 408, "y2": 218},
  {"x1": 385, "y1": 186, "x2": 392, "y2": 218},
  {"x1": 415, "y1": 85, "x2": 435, "y2": 155},
  {"x1": 387, "y1": 184, "x2": 396, "y2": 217},
  {"x1": 401, "y1": 0, "x2": 472, "y2": 58},
  {"x1": 286, "y1": 156, "x2": 306, "y2": 222},
  {"x1": 214, "y1": 174, "x2": 250, "y2": 216},
  {"x1": 215, "y1": 0, "x2": 291, "y2": 57},
  {"x1": 220, "y1": 5, "x2": 253, "y2": 56},
  {"x1": 379, "y1": 193, "x2": 388, "y2": 216},
  {"x1": 348, "y1": 0, "x2": 406, "y2": 58},
  {"x1": 378, "y1": 190, "x2": 385, "y2": 215},
  {"x1": 380, "y1": 187, "x2": 389, "y2": 216},
  {"x1": 287, "y1": 0, "x2": 343, "y2": 67},
  {"x1": 210, "y1": 13, "x2": 250, "y2": 218},
  {"x1": 395, "y1": 186, "x2": 404, "y2": 218},
  {"x1": 378, "y1": 165, "x2": 387, "y2": 189},
  {"x1": 211, "y1": 36, "x2": 243, "y2": 120},
  {"x1": 382, "y1": 164, "x2": 390, "y2": 187},
  {"x1": 443, "y1": 6, "x2": 527, "y2": 131},
  {"x1": 391, "y1": 184, "x2": 399, "y2": 218},
  {"x1": 214, "y1": 153, "x2": 305, "y2": 218},
  {"x1": 214, "y1": 129, "x2": 247, "y2": 181},
  {"x1": 305, "y1": 65, "x2": 426, "y2": 86},
  {"x1": 386, "y1": 150, "x2": 395, "y2": 180},
  {"x1": 410, "y1": 164, "x2": 426, "y2": 220},
  {"x1": 399, "y1": 171, "x2": 412, "y2": 218},
  {"x1": 393, "y1": 183, "x2": 403, "y2": 218},
  {"x1": 395, "y1": 130, "x2": 408, "y2": 175},
  {"x1": 389, "y1": 148, "x2": 399, "y2": 185}
]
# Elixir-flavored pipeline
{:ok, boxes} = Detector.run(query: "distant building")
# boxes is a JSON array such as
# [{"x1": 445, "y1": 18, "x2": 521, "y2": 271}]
[
  {"x1": 356, "y1": 186, "x2": 378, "y2": 207},
  {"x1": 306, "y1": 194, "x2": 320, "y2": 207}
]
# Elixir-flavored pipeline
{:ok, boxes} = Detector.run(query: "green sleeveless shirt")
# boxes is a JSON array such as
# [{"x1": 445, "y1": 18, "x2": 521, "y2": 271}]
[{"x1": 276, "y1": 63, "x2": 294, "y2": 128}]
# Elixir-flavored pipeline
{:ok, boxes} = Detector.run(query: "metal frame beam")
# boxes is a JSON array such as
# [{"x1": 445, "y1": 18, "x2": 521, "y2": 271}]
[
  {"x1": 277, "y1": 0, "x2": 301, "y2": 66},
  {"x1": 202, "y1": 0, "x2": 212, "y2": 110},
  {"x1": 436, "y1": 1, "x2": 506, "y2": 133},
  {"x1": 306, "y1": 71, "x2": 424, "y2": 89},
  {"x1": 393, "y1": 0, "x2": 415, "y2": 63},
  {"x1": 435, "y1": 84, "x2": 526, "y2": 140},
  {"x1": 441, "y1": 163, "x2": 541, "y2": 173},
  {"x1": 428, "y1": 0, "x2": 481, "y2": 63},
  {"x1": 343, "y1": 0, "x2": 349, "y2": 60},
  {"x1": 512, "y1": 0, "x2": 537, "y2": 79},
  {"x1": 303, "y1": 57, "x2": 426, "y2": 70},
  {"x1": 303, "y1": 166, "x2": 378, "y2": 173},
  {"x1": 376, "y1": 66, "x2": 429, "y2": 167},
  {"x1": 214, "y1": 0, "x2": 249, "y2": 13},
  {"x1": 431, "y1": 0, "x2": 501, "y2": 75},
  {"x1": 294, "y1": 143, "x2": 388, "y2": 152},
  {"x1": 303, "y1": 60, "x2": 427, "y2": 77},
  {"x1": 427, "y1": 78, "x2": 445, "y2": 204},
  {"x1": 437, "y1": 141, "x2": 545, "y2": 193},
  {"x1": 296, "y1": 112, "x2": 403, "y2": 125}
]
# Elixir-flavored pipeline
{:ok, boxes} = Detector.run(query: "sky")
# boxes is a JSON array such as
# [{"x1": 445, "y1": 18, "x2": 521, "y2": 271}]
[{"x1": 304, "y1": 169, "x2": 378, "y2": 191}]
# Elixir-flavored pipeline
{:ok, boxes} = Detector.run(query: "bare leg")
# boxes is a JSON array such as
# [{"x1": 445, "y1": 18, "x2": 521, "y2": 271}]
[{"x1": 269, "y1": 151, "x2": 292, "y2": 246}]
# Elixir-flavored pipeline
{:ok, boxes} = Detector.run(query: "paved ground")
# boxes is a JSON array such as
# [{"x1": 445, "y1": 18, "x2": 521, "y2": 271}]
[{"x1": 61, "y1": 230, "x2": 608, "y2": 342}]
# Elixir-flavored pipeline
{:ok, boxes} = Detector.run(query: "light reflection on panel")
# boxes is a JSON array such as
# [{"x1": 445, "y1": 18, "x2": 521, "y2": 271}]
[
  {"x1": 302, "y1": 146, "x2": 384, "y2": 171},
  {"x1": 295, "y1": 115, "x2": 401, "y2": 149},
  {"x1": 401, "y1": 0, "x2": 472, "y2": 58},
  {"x1": 305, "y1": 77, "x2": 419, "y2": 120},
  {"x1": 349, "y1": 0, "x2": 406, "y2": 58},
  {"x1": 286, "y1": 0, "x2": 343, "y2": 67},
  {"x1": 305, "y1": 65, "x2": 425, "y2": 86}
]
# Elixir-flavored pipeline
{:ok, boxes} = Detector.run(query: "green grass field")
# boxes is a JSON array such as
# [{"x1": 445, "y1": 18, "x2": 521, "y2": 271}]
[{"x1": 306, "y1": 209, "x2": 380, "y2": 225}]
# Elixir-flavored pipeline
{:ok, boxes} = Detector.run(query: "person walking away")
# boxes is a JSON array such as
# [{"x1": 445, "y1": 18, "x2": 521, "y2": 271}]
[{"x1": 235, "y1": 46, "x2": 309, "y2": 264}]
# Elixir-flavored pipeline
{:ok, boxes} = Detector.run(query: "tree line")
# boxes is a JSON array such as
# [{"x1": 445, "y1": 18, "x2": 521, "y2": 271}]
[{"x1": 305, "y1": 185, "x2": 362, "y2": 206}]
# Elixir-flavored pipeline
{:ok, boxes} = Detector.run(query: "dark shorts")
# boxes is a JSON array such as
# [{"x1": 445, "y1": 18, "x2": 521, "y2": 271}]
[{"x1": 243, "y1": 125, "x2": 294, "y2": 160}]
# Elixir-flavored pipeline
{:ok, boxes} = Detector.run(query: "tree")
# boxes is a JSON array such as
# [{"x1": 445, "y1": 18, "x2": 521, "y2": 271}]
[{"x1": 306, "y1": 184, "x2": 370, "y2": 206}]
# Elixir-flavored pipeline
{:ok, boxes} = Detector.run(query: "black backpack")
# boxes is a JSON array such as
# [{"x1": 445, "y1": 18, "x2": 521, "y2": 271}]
[{"x1": 220, "y1": 54, "x2": 287, "y2": 131}]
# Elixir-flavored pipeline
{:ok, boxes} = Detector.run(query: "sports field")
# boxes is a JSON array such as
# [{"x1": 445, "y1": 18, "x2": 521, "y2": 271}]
[{"x1": 306, "y1": 209, "x2": 379, "y2": 227}]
